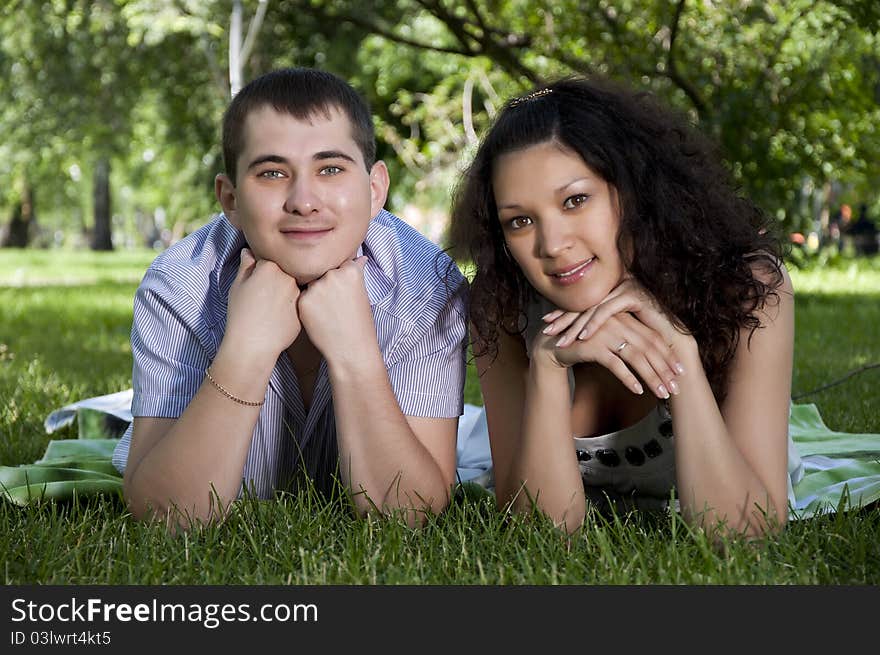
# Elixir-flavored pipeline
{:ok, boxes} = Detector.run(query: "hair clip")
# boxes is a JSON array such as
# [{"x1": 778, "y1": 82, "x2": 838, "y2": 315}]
[{"x1": 509, "y1": 87, "x2": 553, "y2": 107}]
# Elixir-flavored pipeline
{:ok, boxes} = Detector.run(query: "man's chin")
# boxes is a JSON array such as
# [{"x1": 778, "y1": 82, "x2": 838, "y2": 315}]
[
  {"x1": 287, "y1": 270, "x2": 322, "y2": 287},
  {"x1": 282, "y1": 262, "x2": 346, "y2": 287}
]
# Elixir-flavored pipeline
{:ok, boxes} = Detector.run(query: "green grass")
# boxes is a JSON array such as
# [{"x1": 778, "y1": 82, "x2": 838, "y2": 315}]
[{"x1": 1, "y1": 248, "x2": 878, "y2": 584}]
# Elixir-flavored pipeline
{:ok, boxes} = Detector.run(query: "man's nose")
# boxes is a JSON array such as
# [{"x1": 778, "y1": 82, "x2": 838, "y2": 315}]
[{"x1": 283, "y1": 177, "x2": 321, "y2": 215}]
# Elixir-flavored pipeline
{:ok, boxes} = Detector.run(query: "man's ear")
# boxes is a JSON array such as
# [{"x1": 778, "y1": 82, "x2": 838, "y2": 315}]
[
  {"x1": 215, "y1": 173, "x2": 239, "y2": 227},
  {"x1": 368, "y1": 161, "x2": 390, "y2": 219}
]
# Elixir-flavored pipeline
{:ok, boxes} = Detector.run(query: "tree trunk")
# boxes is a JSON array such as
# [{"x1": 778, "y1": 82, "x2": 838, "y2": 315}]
[
  {"x1": 0, "y1": 181, "x2": 35, "y2": 248},
  {"x1": 91, "y1": 157, "x2": 113, "y2": 251}
]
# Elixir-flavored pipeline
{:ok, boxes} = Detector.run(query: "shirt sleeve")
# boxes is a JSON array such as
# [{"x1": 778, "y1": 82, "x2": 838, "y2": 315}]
[
  {"x1": 129, "y1": 268, "x2": 217, "y2": 419},
  {"x1": 385, "y1": 277, "x2": 468, "y2": 419}
]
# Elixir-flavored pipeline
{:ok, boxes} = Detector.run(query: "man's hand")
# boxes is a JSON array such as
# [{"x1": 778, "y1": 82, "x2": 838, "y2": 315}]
[
  {"x1": 297, "y1": 256, "x2": 377, "y2": 366},
  {"x1": 224, "y1": 248, "x2": 303, "y2": 364}
]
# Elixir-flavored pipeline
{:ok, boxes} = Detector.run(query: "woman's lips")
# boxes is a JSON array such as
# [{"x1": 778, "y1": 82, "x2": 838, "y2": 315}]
[{"x1": 549, "y1": 257, "x2": 595, "y2": 286}]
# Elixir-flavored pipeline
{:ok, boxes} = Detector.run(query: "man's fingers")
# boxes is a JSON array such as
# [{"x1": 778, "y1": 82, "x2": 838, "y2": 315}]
[{"x1": 236, "y1": 247, "x2": 256, "y2": 282}]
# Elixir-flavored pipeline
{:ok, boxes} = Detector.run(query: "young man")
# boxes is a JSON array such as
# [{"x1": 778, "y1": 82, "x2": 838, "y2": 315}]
[{"x1": 112, "y1": 68, "x2": 467, "y2": 528}]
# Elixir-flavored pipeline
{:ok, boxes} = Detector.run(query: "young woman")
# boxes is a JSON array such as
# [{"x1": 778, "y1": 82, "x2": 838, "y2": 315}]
[{"x1": 449, "y1": 77, "x2": 795, "y2": 536}]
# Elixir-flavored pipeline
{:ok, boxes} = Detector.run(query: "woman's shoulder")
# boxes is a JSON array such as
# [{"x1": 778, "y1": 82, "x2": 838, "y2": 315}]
[{"x1": 746, "y1": 254, "x2": 794, "y2": 321}]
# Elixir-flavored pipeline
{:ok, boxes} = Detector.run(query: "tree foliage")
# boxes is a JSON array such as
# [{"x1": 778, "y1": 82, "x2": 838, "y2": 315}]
[{"x1": 1, "y1": 0, "x2": 877, "y2": 247}]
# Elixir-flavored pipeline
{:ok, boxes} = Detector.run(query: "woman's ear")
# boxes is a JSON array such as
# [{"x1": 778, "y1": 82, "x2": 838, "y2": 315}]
[{"x1": 215, "y1": 174, "x2": 240, "y2": 227}]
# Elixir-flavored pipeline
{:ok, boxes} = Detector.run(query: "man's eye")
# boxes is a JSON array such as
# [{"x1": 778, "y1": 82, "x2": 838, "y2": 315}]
[
  {"x1": 319, "y1": 166, "x2": 343, "y2": 176},
  {"x1": 563, "y1": 194, "x2": 589, "y2": 209},
  {"x1": 509, "y1": 216, "x2": 532, "y2": 230},
  {"x1": 258, "y1": 170, "x2": 284, "y2": 179}
]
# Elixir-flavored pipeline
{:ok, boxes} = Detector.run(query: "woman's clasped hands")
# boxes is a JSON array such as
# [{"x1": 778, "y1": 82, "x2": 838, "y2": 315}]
[{"x1": 537, "y1": 278, "x2": 696, "y2": 400}]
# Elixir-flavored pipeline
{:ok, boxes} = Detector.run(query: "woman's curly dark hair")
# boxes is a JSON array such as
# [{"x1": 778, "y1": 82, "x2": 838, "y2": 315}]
[{"x1": 447, "y1": 76, "x2": 784, "y2": 402}]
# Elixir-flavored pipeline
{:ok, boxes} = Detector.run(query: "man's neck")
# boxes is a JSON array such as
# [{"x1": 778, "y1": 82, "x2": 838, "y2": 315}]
[{"x1": 286, "y1": 332, "x2": 323, "y2": 410}]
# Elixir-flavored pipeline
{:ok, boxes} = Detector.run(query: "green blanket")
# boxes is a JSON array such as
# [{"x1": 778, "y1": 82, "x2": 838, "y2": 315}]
[
  {"x1": 787, "y1": 403, "x2": 880, "y2": 518},
  {"x1": 2, "y1": 403, "x2": 879, "y2": 520}
]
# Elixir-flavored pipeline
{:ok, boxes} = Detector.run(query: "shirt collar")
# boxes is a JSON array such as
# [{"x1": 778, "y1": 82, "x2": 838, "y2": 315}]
[{"x1": 360, "y1": 210, "x2": 397, "y2": 307}]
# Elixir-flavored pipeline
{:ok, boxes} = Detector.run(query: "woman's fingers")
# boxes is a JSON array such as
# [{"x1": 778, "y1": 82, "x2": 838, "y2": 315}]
[
  {"x1": 541, "y1": 311, "x2": 582, "y2": 337},
  {"x1": 615, "y1": 314, "x2": 680, "y2": 398},
  {"x1": 600, "y1": 351, "x2": 645, "y2": 396},
  {"x1": 564, "y1": 313, "x2": 680, "y2": 399},
  {"x1": 577, "y1": 291, "x2": 637, "y2": 341},
  {"x1": 555, "y1": 306, "x2": 598, "y2": 347}
]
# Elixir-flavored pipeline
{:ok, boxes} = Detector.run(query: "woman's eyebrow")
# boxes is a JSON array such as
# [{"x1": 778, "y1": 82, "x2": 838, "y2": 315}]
[
  {"x1": 498, "y1": 176, "x2": 593, "y2": 210},
  {"x1": 555, "y1": 176, "x2": 591, "y2": 193}
]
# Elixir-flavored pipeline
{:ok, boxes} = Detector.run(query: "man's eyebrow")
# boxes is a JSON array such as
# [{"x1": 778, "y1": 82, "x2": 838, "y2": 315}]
[
  {"x1": 246, "y1": 154, "x2": 288, "y2": 170},
  {"x1": 313, "y1": 150, "x2": 357, "y2": 163}
]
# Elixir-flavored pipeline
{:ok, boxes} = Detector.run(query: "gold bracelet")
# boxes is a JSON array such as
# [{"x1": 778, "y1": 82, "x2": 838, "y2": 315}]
[{"x1": 205, "y1": 367, "x2": 265, "y2": 407}]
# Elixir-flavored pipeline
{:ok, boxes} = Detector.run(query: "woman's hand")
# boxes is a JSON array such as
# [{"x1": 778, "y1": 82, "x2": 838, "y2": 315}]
[{"x1": 540, "y1": 279, "x2": 696, "y2": 398}]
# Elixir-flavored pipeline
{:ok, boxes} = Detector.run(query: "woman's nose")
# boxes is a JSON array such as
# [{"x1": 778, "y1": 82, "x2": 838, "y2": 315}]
[{"x1": 537, "y1": 218, "x2": 574, "y2": 258}]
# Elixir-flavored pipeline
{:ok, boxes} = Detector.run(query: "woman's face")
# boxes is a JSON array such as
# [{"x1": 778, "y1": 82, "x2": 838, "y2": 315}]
[{"x1": 492, "y1": 141, "x2": 626, "y2": 312}]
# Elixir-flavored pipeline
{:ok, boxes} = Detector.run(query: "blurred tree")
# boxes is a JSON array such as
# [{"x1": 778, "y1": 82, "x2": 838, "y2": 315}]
[
  {"x1": 281, "y1": 0, "x2": 880, "y2": 234},
  {"x1": 0, "y1": 0, "x2": 152, "y2": 249},
  {"x1": 0, "y1": 0, "x2": 241, "y2": 248},
  {"x1": 1, "y1": 0, "x2": 877, "y2": 248}
]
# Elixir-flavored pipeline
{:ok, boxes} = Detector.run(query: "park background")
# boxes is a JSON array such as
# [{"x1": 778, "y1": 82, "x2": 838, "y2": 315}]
[{"x1": 1, "y1": 0, "x2": 879, "y2": 584}]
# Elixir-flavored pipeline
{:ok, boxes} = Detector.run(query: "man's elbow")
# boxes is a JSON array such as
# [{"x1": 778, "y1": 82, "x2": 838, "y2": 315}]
[{"x1": 123, "y1": 471, "x2": 229, "y2": 532}]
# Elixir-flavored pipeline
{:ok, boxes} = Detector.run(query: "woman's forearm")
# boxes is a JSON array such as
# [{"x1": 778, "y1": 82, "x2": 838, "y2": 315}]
[
  {"x1": 509, "y1": 360, "x2": 585, "y2": 532},
  {"x1": 669, "y1": 349, "x2": 785, "y2": 536}
]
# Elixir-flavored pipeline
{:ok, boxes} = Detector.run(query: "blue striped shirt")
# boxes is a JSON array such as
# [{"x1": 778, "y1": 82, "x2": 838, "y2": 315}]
[{"x1": 111, "y1": 210, "x2": 467, "y2": 497}]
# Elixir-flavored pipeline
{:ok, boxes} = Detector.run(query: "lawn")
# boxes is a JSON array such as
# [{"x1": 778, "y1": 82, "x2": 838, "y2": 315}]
[{"x1": 1, "y1": 248, "x2": 878, "y2": 584}]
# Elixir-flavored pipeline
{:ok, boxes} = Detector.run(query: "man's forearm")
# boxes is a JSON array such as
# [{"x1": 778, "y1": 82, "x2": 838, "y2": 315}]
[
  {"x1": 125, "y1": 347, "x2": 274, "y2": 525},
  {"x1": 328, "y1": 346, "x2": 452, "y2": 524}
]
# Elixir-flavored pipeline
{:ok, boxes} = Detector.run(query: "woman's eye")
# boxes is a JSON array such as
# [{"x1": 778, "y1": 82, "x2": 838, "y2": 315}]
[
  {"x1": 319, "y1": 165, "x2": 343, "y2": 176},
  {"x1": 509, "y1": 216, "x2": 532, "y2": 230},
  {"x1": 563, "y1": 194, "x2": 588, "y2": 209}
]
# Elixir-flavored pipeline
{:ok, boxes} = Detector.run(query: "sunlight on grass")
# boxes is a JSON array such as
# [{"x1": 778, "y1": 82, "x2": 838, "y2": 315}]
[
  {"x1": 788, "y1": 257, "x2": 880, "y2": 294},
  {"x1": 0, "y1": 248, "x2": 157, "y2": 286}
]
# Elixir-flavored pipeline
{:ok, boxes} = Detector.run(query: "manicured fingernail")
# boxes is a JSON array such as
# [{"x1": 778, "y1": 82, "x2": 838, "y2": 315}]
[
  {"x1": 674, "y1": 363, "x2": 685, "y2": 375},
  {"x1": 555, "y1": 336, "x2": 568, "y2": 347},
  {"x1": 657, "y1": 384, "x2": 670, "y2": 399},
  {"x1": 668, "y1": 380, "x2": 680, "y2": 395},
  {"x1": 542, "y1": 311, "x2": 557, "y2": 321},
  {"x1": 633, "y1": 382, "x2": 644, "y2": 394},
  {"x1": 542, "y1": 325, "x2": 553, "y2": 334},
  {"x1": 577, "y1": 330, "x2": 587, "y2": 340}
]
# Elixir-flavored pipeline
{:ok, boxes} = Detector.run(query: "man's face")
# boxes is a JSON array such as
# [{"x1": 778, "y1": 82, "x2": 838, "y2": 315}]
[{"x1": 216, "y1": 105, "x2": 388, "y2": 284}]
